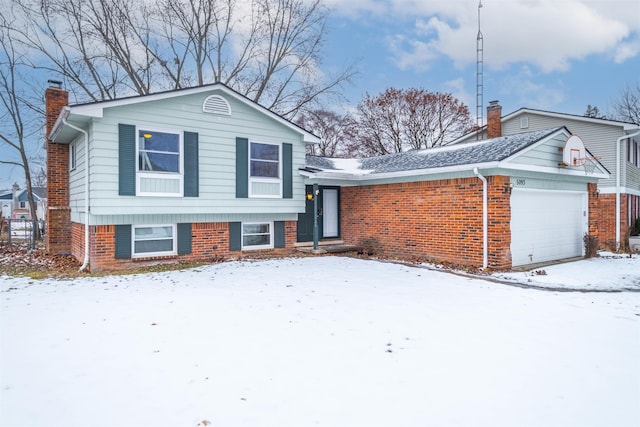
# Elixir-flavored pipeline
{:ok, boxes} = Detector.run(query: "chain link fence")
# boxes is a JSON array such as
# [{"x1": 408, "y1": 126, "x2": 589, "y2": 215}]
[{"x1": 0, "y1": 219, "x2": 46, "y2": 249}]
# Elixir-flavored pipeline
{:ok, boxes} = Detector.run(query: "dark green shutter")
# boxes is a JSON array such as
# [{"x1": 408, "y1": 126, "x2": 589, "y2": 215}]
[
  {"x1": 177, "y1": 223, "x2": 192, "y2": 255},
  {"x1": 114, "y1": 224, "x2": 132, "y2": 259},
  {"x1": 119, "y1": 124, "x2": 136, "y2": 196},
  {"x1": 236, "y1": 138, "x2": 248, "y2": 198},
  {"x1": 229, "y1": 222, "x2": 242, "y2": 251},
  {"x1": 184, "y1": 132, "x2": 199, "y2": 197},
  {"x1": 274, "y1": 221, "x2": 285, "y2": 248},
  {"x1": 282, "y1": 143, "x2": 292, "y2": 199}
]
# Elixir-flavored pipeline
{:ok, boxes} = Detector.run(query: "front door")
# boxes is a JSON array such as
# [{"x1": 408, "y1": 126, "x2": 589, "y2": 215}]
[
  {"x1": 322, "y1": 188, "x2": 339, "y2": 238},
  {"x1": 296, "y1": 186, "x2": 340, "y2": 242}
]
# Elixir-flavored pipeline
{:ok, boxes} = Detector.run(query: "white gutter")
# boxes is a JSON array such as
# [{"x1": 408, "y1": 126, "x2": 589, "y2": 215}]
[
  {"x1": 62, "y1": 118, "x2": 91, "y2": 272},
  {"x1": 49, "y1": 106, "x2": 71, "y2": 141},
  {"x1": 473, "y1": 167, "x2": 488, "y2": 269},
  {"x1": 616, "y1": 130, "x2": 640, "y2": 250}
]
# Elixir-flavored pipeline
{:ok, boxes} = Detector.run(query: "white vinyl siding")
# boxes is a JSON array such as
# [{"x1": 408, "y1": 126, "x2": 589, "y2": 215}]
[
  {"x1": 502, "y1": 114, "x2": 629, "y2": 188},
  {"x1": 83, "y1": 89, "x2": 306, "y2": 219}
]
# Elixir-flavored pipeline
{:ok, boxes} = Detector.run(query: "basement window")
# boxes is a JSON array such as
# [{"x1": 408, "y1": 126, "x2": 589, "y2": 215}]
[
  {"x1": 242, "y1": 222, "x2": 273, "y2": 249},
  {"x1": 133, "y1": 224, "x2": 176, "y2": 257}
]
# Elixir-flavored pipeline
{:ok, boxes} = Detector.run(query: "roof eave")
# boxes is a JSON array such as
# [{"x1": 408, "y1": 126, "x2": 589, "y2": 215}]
[
  {"x1": 303, "y1": 161, "x2": 502, "y2": 181},
  {"x1": 64, "y1": 83, "x2": 321, "y2": 144},
  {"x1": 49, "y1": 106, "x2": 71, "y2": 141},
  {"x1": 504, "y1": 108, "x2": 640, "y2": 131}
]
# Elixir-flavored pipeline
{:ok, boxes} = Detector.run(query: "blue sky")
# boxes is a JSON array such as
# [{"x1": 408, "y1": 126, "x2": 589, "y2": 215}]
[
  {"x1": 322, "y1": 0, "x2": 640, "y2": 118},
  {"x1": 2, "y1": 0, "x2": 639, "y2": 191}
]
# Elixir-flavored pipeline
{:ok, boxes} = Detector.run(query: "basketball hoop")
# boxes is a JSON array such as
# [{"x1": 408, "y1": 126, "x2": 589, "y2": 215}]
[{"x1": 574, "y1": 156, "x2": 599, "y2": 175}]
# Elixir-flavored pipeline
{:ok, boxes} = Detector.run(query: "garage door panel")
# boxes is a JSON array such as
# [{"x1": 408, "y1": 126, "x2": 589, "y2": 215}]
[{"x1": 511, "y1": 189, "x2": 585, "y2": 266}]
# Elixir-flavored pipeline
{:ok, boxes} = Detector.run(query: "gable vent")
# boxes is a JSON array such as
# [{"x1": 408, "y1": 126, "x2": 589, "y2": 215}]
[{"x1": 203, "y1": 94, "x2": 231, "y2": 115}]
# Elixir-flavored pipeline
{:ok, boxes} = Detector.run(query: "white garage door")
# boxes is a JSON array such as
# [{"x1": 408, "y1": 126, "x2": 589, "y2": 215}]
[{"x1": 511, "y1": 189, "x2": 587, "y2": 267}]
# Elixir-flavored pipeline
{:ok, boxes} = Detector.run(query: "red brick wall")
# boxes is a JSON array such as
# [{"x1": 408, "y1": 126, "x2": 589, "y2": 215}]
[
  {"x1": 487, "y1": 176, "x2": 512, "y2": 269},
  {"x1": 83, "y1": 220, "x2": 297, "y2": 272},
  {"x1": 588, "y1": 183, "x2": 600, "y2": 238},
  {"x1": 340, "y1": 176, "x2": 512, "y2": 269},
  {"x1": 594, "y1": 193, "x2": 630, "y2": 250},
  {"x1": 45, "y1": 87, "x2": 71, "y2": 254},
  {"x1": 71, "y1": 222, "x2": 85, "y2": 263}
]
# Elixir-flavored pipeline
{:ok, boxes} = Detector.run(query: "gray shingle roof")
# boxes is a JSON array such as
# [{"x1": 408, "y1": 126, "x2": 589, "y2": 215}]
[{"x1": 306, "y1": 127, "x2": 562, "y2": 175}]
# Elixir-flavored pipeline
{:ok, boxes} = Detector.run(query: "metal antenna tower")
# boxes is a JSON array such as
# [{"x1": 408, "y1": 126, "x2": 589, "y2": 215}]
[{"x1": 476, "y1": 0, "x2": 483, "y2": 138}]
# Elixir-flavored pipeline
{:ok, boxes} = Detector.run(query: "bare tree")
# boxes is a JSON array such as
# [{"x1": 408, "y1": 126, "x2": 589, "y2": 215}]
[
  {"x1": 11, "y1": 0, "x2": 355, "y2": 117},
  {"x1": 354, "y1": 89, "x2": 404, "y2": 156},
  {"x1": 404, "y1": 89, "x2": 474, "y2": 149},
  {"x1": 353, "y1": 88, "x2": 474, "y2": 156},
  {"x1": 0, "y1": 13, "x2": 43, "y2": 247},
  {"x1": 613, "y1": 82, "x2": 640, "y2": 125},
  {"x1": 584, "y1": 104, "x2": 605, "y2": 119},
  {"x1": 296, "y1": 109, "x2": 357, "y2": 157}
]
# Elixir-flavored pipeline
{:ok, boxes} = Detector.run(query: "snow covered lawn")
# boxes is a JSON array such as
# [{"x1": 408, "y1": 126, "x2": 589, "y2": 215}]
[{"x1": 1, "y1": 255, "x2": 639, "y2": 427}]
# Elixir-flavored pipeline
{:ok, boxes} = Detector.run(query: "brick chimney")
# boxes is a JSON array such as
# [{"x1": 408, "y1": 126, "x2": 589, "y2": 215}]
[
  {"x1": 45, "y1": 80, "x2": 71, "y2": 254},
  {"x1": 486, "y1": 100, "x2": 502, "y2": 139}
]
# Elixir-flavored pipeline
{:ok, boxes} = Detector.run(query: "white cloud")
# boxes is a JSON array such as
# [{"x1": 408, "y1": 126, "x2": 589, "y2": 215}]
[
  {"x1": 495, "y1": 66, "x2": 567, "y2": 110},
  {"x1": 329, "y1": 0, "x2": 640, "y2": 74},
  {"x1": 614, "y1": 39, "x2": 640, "y2": 63},
  {"x1": 444, "y1": 77, "x2": 474, "y2": 111}
]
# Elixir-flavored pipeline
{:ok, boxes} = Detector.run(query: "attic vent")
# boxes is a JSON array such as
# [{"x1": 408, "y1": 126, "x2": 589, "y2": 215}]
[{"x1": 203, "y1": 94, "x2": 231, "y2": 115}]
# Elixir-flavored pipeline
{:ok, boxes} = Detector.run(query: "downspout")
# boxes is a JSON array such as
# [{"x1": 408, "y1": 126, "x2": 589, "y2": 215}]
[
  {"x1": 62, "y1": 118, "x2": 90, "y2": 272},
  {"x1": 473, "y1": 168, "x2": 488, "y2": 269},
  {"x1": 616, "y1": 130, "x2": 640, "y2": 250}
]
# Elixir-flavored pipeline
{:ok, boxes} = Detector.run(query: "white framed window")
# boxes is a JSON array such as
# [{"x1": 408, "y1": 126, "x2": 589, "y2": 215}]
[
  {"x1": 136, "y1": 127, "x2": 183, "y2": 197},
  {"x1": 242, "y1": 222, "x2": 273, "y2": 250},
  {"x1": 69, "y1": 141, "x2": 77, "y2": 170},
  {"x1": 627, "y1": 140, "x2": 639, "y2": 166},
  {"x1": 138, "y1": 129, "x2": 180, "y2": 173},
  {"x1": 249, "y1": 141, "x2": 281, "y2": 198},
  {"x1": 132, "y1": 224, "x2": 176, "y2": 257}
]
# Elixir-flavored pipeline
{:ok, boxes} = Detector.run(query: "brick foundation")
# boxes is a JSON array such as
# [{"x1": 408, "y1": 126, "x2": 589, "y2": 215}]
[
  {"x1": 341, "y1": 176, "x2": 512, "y2": 269},
  {"x1": 77, "y1": 220, "x2": 298, "y2": 272}
]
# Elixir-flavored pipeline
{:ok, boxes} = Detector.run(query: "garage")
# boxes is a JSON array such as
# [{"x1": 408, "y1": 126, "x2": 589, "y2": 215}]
[{"x1": 510, "y1": 189, "x2": 588, "y2": 266}]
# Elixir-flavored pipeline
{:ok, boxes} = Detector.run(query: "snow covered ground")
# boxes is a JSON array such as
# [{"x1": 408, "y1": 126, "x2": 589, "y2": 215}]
[{"x1": 1, "y1": 254, "x2": 639, "y2": 427}]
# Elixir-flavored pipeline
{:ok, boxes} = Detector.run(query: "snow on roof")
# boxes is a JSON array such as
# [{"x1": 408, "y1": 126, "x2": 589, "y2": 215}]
[{"x1": 305, "y1": 128, "x2": 562, "y2": 176}]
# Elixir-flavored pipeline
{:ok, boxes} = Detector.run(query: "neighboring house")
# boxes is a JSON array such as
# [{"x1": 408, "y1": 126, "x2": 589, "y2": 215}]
[
  {"x1": 456, "y1": 101, "x2": 640, "y2": 250},
  {"x1": 0, "y1": 184, "x2": 47, "y2": 221},
  {"x1": 302, "y1": 126, "x2": 607, "y2": 269},
  {"x1": 45, "y1": 82, "x2": 320, "y2": 271}
]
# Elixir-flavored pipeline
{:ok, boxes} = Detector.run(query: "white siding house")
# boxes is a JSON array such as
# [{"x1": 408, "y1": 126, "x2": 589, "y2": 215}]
[{"x1": 47, "y1": 83, "x2": 319, "y2": 271}]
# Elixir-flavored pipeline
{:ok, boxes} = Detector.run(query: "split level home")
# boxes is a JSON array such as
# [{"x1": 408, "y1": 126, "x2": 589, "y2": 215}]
[
  {"x1": 456, "y1": 101, "x2": 640, "y2": 251},
  {"x1": 46, "y1": 82, "x2": 611, "y2": 272}
]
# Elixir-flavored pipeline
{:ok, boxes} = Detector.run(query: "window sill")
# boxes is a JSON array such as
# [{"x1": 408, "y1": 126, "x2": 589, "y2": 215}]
[{"x1": 132, "y1": 254, "x2": 178, "y2": 262}]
